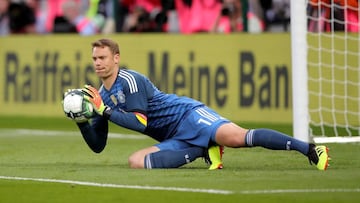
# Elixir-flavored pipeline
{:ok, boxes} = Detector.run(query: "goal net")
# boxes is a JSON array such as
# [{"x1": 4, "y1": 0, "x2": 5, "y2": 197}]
[{"x1": 291, "y1": 0, "x2": 360, "y2": 143}]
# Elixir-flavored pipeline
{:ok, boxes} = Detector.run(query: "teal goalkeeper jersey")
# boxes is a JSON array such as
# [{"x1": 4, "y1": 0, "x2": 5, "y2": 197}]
[{"x1": 98, "y1": 68, "x2": 204, "y2": 142}]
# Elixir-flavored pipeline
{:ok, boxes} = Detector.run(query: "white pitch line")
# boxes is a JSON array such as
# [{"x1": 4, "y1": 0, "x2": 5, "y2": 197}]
[
  {"x1": 0, "y1": 176, "x2": 233, "y2": 195},
  {"x1": 314, "y1": 136, "x2": 360, "y2": 143},
  {"x1": 0, "y1": 129, "x2": 145, "y2": 139},
  {"x1": 1, "y1": 176, "x2": 359, "y2": 195},
  {"x1": 239, "y1": 188, "x2": 360, "y2": 194},
  {"x1": 2, "y1": 129, "x2": 360, "y2": 143}
]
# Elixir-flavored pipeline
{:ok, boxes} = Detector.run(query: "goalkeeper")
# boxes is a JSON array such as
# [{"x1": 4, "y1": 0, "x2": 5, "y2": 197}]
[{"x1": 65, "y1": 38, "x2": 330, "y2": 170}]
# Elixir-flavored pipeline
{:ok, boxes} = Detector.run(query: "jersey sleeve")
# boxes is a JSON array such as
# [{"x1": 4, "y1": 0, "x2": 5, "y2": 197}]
[
  {"x1": 108, "y1": 70, "x2": 153, "y2": 132},
  {"x1": 108, "y1": 109, "x2": 147, "y2": 132},
  {"x1": 76, "y1": 116, "x2": 108, "y2": 153}
]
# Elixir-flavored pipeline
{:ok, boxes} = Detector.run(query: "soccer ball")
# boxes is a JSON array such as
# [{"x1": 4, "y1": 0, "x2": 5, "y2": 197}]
[{"x1": 63, "y1": 89, "x2": 95, "y2": 122}]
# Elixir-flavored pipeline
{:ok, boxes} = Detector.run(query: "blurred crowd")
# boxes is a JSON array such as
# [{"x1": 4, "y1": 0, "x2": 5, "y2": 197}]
[
  {"x1": 0, "y1": 0, "x2": 295, "y2": 35},
  {"x1": 1, "y1": 0, "x2": 357, "y2": 36},
  {"x1": 308, "y1": 0, "x2": 359, "y2": 33}
]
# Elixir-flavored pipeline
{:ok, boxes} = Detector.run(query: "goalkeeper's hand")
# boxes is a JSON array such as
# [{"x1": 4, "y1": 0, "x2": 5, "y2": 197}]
[{"x1": 82, "y1": 85, "x2": 108, "y2": 116}]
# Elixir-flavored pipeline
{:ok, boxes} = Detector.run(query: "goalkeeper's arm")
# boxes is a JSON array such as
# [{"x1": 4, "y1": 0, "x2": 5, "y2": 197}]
[
  {"x1": 82, "y1": 84, "x2": 147, "y2": 133},
  {"x1": 76, "y1": 109, "x2": 146, "y2": 153},
  {"x1": 105, "y1": 108, "x2": 147, "y2": 133},
  {"x1": 76, "y1": 117, "x2": 108, "y2": 153}
]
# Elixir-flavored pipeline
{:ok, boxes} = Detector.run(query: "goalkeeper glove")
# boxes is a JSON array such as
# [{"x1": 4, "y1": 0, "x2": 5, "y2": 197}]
[{"x1": 82, "y1": 85, "x2": 109, "y2": 116}]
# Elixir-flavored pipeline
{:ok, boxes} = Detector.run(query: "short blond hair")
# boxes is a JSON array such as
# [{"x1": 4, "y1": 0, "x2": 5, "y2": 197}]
[{"x1": 91, "y1": 39, "x2": 120, "y2": 55}]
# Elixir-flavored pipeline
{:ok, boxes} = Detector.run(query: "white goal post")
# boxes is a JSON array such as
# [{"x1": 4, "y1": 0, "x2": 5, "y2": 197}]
[{"x1": 291, "y1": 0, "x2": 360, "y2": 143}]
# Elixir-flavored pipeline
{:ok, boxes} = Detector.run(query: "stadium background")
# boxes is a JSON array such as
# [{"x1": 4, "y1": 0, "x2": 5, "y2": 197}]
[
  {"x1": 0, "y1": 33, "x2": 292, "y2": 124},
  {"x1": 1, "y1": 1, "x2": 360, "y2": 202}
]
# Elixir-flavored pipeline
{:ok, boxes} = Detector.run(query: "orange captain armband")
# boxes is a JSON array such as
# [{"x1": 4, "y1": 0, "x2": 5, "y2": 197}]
[{"x1": 134, "y1": 112, "x2": 147, "y2": 127}]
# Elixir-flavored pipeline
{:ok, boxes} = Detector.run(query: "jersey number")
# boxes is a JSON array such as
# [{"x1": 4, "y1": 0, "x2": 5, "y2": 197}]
[
  {"x1": 198, "y1": 118, "x2": 212, "y2": 126},
  {"x1": 196, "y1": 108, "x2": 219, "y2": 126}
]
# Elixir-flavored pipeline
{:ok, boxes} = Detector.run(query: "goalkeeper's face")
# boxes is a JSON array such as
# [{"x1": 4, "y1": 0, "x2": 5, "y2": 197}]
[{"x1": 92, "y1": 46, "x2": 120, "y2": 79}]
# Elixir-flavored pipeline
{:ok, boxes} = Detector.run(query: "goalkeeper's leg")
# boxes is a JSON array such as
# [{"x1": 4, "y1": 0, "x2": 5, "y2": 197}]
[
  {"x1": 128, "y1": 146, "x2": 204, "y2": 169},
  {"x1": 244, "y1": 129, "x2": 310, "y2": 155},
  {"x1": 143, "y1": 147, "x2": 204, "y2": 169},
  {"x1": 215, "y1": 123, "x2": 330, "y2": 170},
  {"x1": 128, "y1": 140, "x2": 205, "y2": 169},
  {"x1": 244, "y1": 129, "x2": 330, "y2": 170},
  {"x1": 214, "y1": 124, "x2": 310, "y2": 155}
]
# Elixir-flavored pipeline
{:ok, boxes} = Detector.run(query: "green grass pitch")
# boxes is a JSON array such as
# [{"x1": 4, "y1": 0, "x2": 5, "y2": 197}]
[{"x1": 0, "y1": 116, "x2": 359, "y2": 203}]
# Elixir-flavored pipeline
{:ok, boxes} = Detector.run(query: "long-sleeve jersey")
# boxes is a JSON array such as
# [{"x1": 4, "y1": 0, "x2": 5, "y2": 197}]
[{"x1": 78, "y1": 69, "x2": 204, "y2": 152}]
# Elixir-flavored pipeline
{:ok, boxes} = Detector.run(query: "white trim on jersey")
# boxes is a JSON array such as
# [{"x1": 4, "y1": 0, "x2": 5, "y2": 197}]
[
  {"x1": 119, "y1": 70, "x2": 138, "y2": 94},
  {"x1": 195, "y1": 108, "x2": 218, "y2": 122}
]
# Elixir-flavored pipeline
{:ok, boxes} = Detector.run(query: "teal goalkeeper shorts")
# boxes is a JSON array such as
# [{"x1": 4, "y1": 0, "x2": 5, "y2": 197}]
[{"x1": 155, "y1": 106, "x2": 230, "y2": 150}]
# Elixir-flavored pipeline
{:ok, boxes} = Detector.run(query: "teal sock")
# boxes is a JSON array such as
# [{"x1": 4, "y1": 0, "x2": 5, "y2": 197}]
[
  {"x1": 144, "y1": 147, "x2": 204, "y2": 169},
  {"x1": 245, "y1": 129, "x2": 309, "y2": 155}
]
